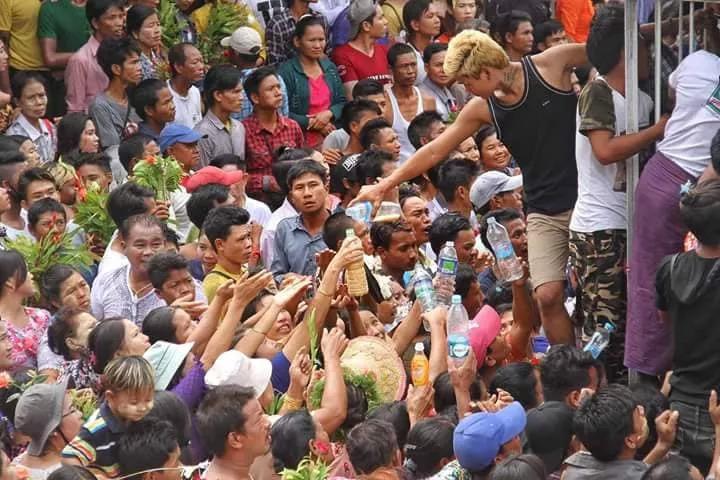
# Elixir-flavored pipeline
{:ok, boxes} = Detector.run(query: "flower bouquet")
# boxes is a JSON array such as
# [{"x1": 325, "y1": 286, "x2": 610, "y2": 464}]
[
  {"x1": 1, "y1": 371, "x2": 48, "y2": 405},
  {"x1": 131, "y1": 154, "x2": 184, "y2": 203},
  {"x1": 74, "y1": 181, "x2": 116, "y2": 254},
  {"x1": 198, "y1": 0, "x2": 252, "y2": 66}
]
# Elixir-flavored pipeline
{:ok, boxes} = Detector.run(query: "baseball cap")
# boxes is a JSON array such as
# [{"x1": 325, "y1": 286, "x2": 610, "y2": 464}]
[
  {"x1": 526, "y1": 401, "x2": 574, "y2": 473},
  {"x1": 15, "y1": 379, "x2": 68, "y2": 456},
  {"x1": 220, "y1": 26, "x2": 264, "y2": 56},
  {"x1": 470, "y1": 171, "x2": 523, "y2": 209},
  {"x1": 144, "y1": 341, "x2": 195, "y2": 391},
  {"x1": 348, "y1": 0, "x2": 378, "y2": 39},
  {"x1": 184, "y1": 166, "x2": 246, "y2": 193},
  {"x1": 454, "y1": 401, "x2": 527, "y2": 472},
  {"x1": 158, "y1": 123, "x2": 207, "y2": 153},
  {"x1": 204, "y1": 350, "x2": 272, "y2": 398},
  {"x1": 468, "y1": 305, "x2": 501, "y2": 366}
]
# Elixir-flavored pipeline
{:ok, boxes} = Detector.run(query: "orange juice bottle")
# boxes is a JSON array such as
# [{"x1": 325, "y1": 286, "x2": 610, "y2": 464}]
[
  {"x1": 345, "y1": 229, "x2": 368, "y2": 297},
  {"x1": 411, "y1": 342, "x2": 429, "y2": 387}
]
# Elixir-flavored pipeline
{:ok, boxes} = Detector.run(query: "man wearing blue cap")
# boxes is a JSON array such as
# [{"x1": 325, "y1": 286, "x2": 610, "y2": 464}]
[
  {"x1": 453, "y1": 401, "x2": 526, "y2": 478},
  {"x1": 159, "y1": 123, "x2": 207, "y2": 176}
]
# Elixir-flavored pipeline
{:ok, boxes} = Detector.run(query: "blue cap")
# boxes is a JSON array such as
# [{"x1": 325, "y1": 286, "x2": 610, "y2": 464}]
[
  {"x1": 158, "y1": 123, "x2": 206, "y2": 152},
  {"x1": 454, "y1": 402, "x2": 526, "y2": 472}
]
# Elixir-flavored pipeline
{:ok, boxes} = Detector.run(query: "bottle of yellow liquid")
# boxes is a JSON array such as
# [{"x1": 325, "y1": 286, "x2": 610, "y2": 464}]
[
  {"x1": 345, "y1": 229, "x2": 369, "y2": 297},
  {"x1": 411, "y1": 342, "x2": 429, "y2": 387}
]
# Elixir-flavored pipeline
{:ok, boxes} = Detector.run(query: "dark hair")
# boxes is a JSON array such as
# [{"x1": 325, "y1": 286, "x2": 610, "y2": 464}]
[
  {"x1": 118, "y1": 419, "x2": 180, "y2": 479},
  {"x1": 86, "y1": 0, "x2": 125, "y2": 30},
  {"x1": 96, "y1": 37, "x2": 141, "y2": 79},
  {"x1": 437, "y1": 158, "x2": 477, "y2": 202},
  {"x1": 489, "y1": 454, "x2": 546, "y2": 480},
  {"x1": 428, "y1": 213, "x2": 472, "y2": 256},
  {"x1": 271, "y1": 410, "x2": 317, "y2": 472},
  {"x1": 475, "y1": 125, "x2": 498, "y2": 153},
  {"x1": 371, "y1": 220, "x2": 413, "y2": 251},
  {"x1": 641, "y1": 455, "x2": 696, "y2": 480},
  {"x1": 403, "y1": 0, "x2": 433, "y2": 36},
  {"x1": 680, "y1": 179, "x2": 720, "y2": 246},
  {"x1": 126, "y1": 5, "x2": 157, "y2": 38},
  {"x1": 322, "y1": 212, "x2": 354, "y2": 251},
  {"x1": 243, "y1": 66, "x2": 278, "y2": 105},
  {"x1": 367, "y1": 402, "x2": 411, "y2": 448},
  {"x1": 489, "y1": 362, "x2": 539, "y2": 410},
  {"x1": 387, "y1": 42, "x2": 416, "y2": 68},
  {"x1": 0, "y1": 135, "x2": 24, "y2": 152},
  {"x1": 146, "y1": 391, "x2": 192, "y2": 449},
  {"x1": 344, "y1": 382, "x2": 370, "y2": 432},
  {"x1": 286, "y1": 159, "x2": 327, "y2": 190},
  {"x1": 71, "y1": 152, "x2": 112, "y2": 174},
  {"x1": 434, "y1": 372, "x2": 485, "y2": 416},
  {"x1": 340, "y1": 99, "x2": 382, "y2": 134},
  {"x1": 197, "y1": 385, "x2": 256, "y2": 457},
  {"x1": 118, "y1": 134, "x2": 154, "y2": 173},
  {"x1": 540, "y1": 345, "x2": 595, "y2": 402},
  {"x1": 423, "y1": 42, "x2": 448, "y2": 64},
  {"x1": 57, "y1": 113, "x2": 93, "y2": 157},
  {"x1": 479, "y1": 208, "x2": 523, "y2": 251},
  {"x1": 119, "y1": 213, "x2": 164, "y2": 240},
  {"x1": 10, "y1": 71, "x2": 46, "y2": 101},
  {"x1": 586, "y1": 5, "x2": 624, "y2": 75},
  {"x1": 490, "y1": 10, "x2": 532, "y2": 46},
  {"x1": 168, "y1": 42, "x2": 196, "y2": 77},
  {"x1": 186, "y1": 183, "x2": 233, "y2": 230},
  {"x1": 202, "y1": 206, "x2": 251, "y2": 251},
  {"x1": 632, "y1": 383, "x2": 670, "y2": 460},
  {"x1": 142, "y1": 306, "x2": 178, "y2": 344},
  {"x1": 17, "y1": 167, "x2": 56, "y2": 203},
  {"x1": 360, "y1": 118, "x2": 393, "y2": 150},
  {"x1": 107, "y1": 182, "x2": 154, "y2": 228},
  {"x1": 712, "y1": 129, "x2": 720, "y2": 175},
  {"x1": 455, "y1": 263, "x2": 476, "y2": 297},
  {"x1": 294, "y1": 14, "x2": 326, "y2": 40},
  {"x1": 353, "y1": 79, "x2": 384, "y2": 98},
  {"x1": 404, "y1": 418, "x2": 454, "y2": 477},
  {"x1": 408, "y1": 111, "x2": 444, "y2": 150},
  {"x1": 88, "y1": 317, "x2": 127, "y2": 373},
  {"x1": 27, "y1": 197, "x2": 66, "y2": 231},
  {"x1": 210, "y1": 153, "x2": 246, "y2": 171},
  {"x1": 48, "y1": 307, "x2": 86, "y2": 360},
  {"x1": 39, "y1": 264, "x2": 77, "y2": 309},
  {"x1": 356, "y1": 149, "x2": 395, "y2": 186},
  {"x1": 573, "y1": 384, "x2": 637, "y2": 462},
  {"x1": 533, "y1": 19, "x2": 564, "y2": 47},
  {"x1": 147, "y1": 252, "x2": 189, "y2": 290},
  {"x1": 346, "y1": 420, "x2": 399, "y2": 475},
  {"x1": 130, "y1": 79, "x2": 167, "y2": 122},
  {"x1": 47, "y1": 466, "x2": 98, "y2": 480},
  {"x1": 203, "y1": 64, "x2": 243, "y2": 109}
]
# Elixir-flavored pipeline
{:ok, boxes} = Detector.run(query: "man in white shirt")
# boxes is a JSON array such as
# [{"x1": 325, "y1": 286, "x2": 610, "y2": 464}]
[{"x1": 167, "y1": 43, "x2": 204, "y2": 128}]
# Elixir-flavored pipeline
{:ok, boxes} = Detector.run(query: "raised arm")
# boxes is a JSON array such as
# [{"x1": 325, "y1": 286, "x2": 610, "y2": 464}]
[
  {"x1": 508, "y1": 264, "x2": 535, "y2": 358},
  {"x1": 389, "y1": 300, "x2": 423, "y2": 356},
  {"x1": 533, "y1": 42, "x2": 588, "y2": 73},
  {"x1": 313, "y1": 326, "x2": 349, "y2": 436}
]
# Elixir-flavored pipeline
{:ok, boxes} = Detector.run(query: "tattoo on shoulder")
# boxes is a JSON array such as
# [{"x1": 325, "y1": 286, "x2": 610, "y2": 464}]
[{"x1": 501, "y1": 66, "x2": 517, "y2": 89}]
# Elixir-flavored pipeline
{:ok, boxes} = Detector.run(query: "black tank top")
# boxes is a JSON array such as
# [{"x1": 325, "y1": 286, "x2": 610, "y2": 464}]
[{"x1": 488, "y1": 56, "x2": 578, "y2": 215}]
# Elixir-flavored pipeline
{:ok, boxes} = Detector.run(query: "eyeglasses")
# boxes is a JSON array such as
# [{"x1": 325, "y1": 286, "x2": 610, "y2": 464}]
[{"x1": 62, "y1": 405, "x2": 79, "y2": 418}]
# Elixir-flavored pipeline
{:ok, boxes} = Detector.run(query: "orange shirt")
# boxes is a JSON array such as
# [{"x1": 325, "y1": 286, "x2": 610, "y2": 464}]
[{"x1": 556, "y1": 0, "x2": 595, "y2": 43}]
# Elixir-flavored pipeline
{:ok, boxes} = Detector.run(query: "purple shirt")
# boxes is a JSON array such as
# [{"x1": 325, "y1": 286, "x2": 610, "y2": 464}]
[{"x1": 65, "y1": 35, "x2": 109, "y2": 113}]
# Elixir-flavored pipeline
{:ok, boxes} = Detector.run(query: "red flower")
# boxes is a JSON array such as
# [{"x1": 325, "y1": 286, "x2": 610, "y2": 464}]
[
  {"x1": 145, "y1": 155, "x2": 157, "y2": 165},
  {"x1": 23, "y1": 336, "x2": 37, "y2": 354},
  {"x1": 0, "y1": 372, "x2": 11, "y2": 389},
  {"x1": 223, "y1": 50, "x2": 231, "y2": 58}
]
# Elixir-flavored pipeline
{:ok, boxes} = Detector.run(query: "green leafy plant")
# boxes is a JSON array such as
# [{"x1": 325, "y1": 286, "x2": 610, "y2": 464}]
[
  {"x1": 197, "y1": 1, "x2": 251, "y2": 65},
  {"x1": 131, "y1": 154, "x2": 184, "y2": 203},
  {"x1": 309, "y1": 369, "x2": 381, "y2": 411},
  {"x1": 281, "y1": 457, "x2": 329, "y2": 480},
  {"x1": 70, "y1": 388, "x2": 98, "y2": 421},
  {"x1": 159, "y1": 0, "x2": 187, "y2": 50},
  {"x1": 74, "y1": 183, "x2": 115, "y2": 249},
  {"x1": 267, "y1": 392, "x2": 286, "y2": 415},
  {"x1": 2, "y1": 371, "x2": 48, "y2": 404}
]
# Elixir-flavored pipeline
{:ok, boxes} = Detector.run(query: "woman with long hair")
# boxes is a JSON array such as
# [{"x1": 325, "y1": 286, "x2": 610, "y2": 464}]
[
  {"x1": 55, "y1": 113, "x2": 100, "y2": 161},
  {"x1": 126, "y1": 5, "x2": 166, "y2": 80}
]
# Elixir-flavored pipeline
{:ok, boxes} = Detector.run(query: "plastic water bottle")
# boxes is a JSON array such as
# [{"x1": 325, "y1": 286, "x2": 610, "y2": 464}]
[
  {"x1": 583, "y1": 322, "x2": 615, "y2": 359},
  {"x1": 486, "y1": 217, "x2": 524, "y2": 282},
  {"x1": 346, "y1": 201, "x2": 372, "y2": 224},
  {"x1": 447, "y1": 295, "x2": 470, "y2": 366},
  {"x1": 345, "y1": 229, "x2": 368, "y2": 297},
  {"x1": 413, "y1": 266, "x2": 436, "y2": 330},
  {"x1": 435, "y1": 241, "x2": 459, "y2": 305}
]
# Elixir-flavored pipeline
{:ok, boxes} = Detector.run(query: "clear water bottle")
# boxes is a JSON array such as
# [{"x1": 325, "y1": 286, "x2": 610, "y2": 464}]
[
  {"x1": 486, "y1": 217, "x2": 524, "y2": 282},
  {"x1": 583, "y1": 322, "x2": 615, "y2": 359},
  {"x1": 346, "y1": 201, "x2": 372, "y2": 224},
  {"x1": 345, "y1": 229, "x2": 368, "y2": 297},
  {"x1": 435, "y1": 241, "x2": 458, "y2": 306},
  {"x1": 447, "y1": 295, "x2": 470, "y2": 366},
  {"x1": 413, "y1": 266, "x2": 436, "y2": 330}
]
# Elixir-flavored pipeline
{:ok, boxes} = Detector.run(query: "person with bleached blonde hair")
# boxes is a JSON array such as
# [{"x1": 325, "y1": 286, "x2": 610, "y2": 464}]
[{"x1": 352, "y1": 28, "x2": 587, "y2": 349}]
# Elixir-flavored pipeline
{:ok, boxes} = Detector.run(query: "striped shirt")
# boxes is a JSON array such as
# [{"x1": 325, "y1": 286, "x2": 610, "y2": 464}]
[{"x1": 62, "y1": 402, "x2": 126, "y2": 478}]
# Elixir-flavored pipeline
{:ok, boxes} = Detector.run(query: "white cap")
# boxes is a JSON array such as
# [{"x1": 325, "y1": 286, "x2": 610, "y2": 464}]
[
  {"x1": 220, "y1": 26, "x2": 263, "y2": 56},
  {"x1": 204, "y1": 350, "x2": 272, "y2": 398},
  {"x1": 470, "y1": 171, "x2": 523, "y2": 209},
  {"x1": 414, "y1": 342, "x2": 424, "y2": 352}
]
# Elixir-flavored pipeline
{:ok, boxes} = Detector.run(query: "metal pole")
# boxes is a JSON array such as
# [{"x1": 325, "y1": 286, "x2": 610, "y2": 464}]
[
  {"x1": 626, "y1": 0, "x2": 639, "y2": 261},
  {"x1": 678, "y1": 0, "x2": 684, "y2": 61},
  {"x1": 690, "y1": 2, "x2": 696, "y2": 53},
  {"x1": 654, "y1": 0, "x2": 662, "y2": 122}
]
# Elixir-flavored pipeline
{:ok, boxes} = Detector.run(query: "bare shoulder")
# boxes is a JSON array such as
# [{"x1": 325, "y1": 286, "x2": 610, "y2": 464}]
[
  {"x1": 422, "y1": 95, "x2": 437, "y2": 111},
  {"x1": 532, "y1": 43, "x2": 588, "y2": 72},
  {"x1": 459, "y1": 96, "x2": 492, "y2": 124}
]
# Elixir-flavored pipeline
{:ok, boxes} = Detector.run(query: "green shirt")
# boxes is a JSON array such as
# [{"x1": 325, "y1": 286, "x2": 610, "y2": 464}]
[{"x1": 38, "y1": 0, "x2": 90, "y2": 54}]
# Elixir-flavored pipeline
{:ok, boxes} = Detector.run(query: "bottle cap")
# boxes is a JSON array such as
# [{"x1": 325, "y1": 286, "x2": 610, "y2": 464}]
[
  {"x1": 345, "y1": 228, "x2": 356, "y2": 238},
  {"x1": 445, "y1": 241, "x2": 455, "y2": 247},
  {"x1": 604, "y1": 322, "x2": 615, "y2": 332},
  {"x1": 488, "y1": 216, "x2": 497, "y2": 224},
  {"x1": 414, "y1": 342, "x2": 424, "y2": 352},
  {"x1": 452, "y1": 294, "x2": 462, "y2": 304}
]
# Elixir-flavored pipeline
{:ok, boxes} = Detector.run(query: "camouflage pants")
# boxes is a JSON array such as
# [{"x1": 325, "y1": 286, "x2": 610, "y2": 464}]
[{"x1": 569, "y1": 229, "x2": 627, "y2": 383}]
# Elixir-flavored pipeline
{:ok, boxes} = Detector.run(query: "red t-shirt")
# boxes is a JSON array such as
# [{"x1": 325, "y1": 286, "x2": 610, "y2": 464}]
[{"x1": 331, "y1": 42, "x2": 393, "y2": 85}]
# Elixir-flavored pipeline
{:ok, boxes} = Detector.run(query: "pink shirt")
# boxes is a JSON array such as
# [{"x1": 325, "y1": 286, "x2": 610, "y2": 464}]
[
  {"x1": 306, "y1": 74, "x2": 331, "y2": 148},
  {"x1": 64, "y1": 35, "x2": 109, "y2": 113}
]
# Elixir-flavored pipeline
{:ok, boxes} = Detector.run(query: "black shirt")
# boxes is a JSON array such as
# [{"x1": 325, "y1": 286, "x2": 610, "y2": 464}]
[{"x1": 488, "y1": 56, "x2": 578, "y2": 215}]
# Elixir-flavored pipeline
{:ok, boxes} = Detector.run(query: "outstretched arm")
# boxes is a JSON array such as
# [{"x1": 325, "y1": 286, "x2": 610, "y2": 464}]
[{"x1": 533, "y1": 43, "x2": 588, "y2": 73}]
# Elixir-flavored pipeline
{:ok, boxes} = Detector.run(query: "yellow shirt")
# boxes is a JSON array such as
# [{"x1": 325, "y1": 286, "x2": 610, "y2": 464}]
[
  {"x1": 381, "y1": 1, "x2": 404, "y2": 41},
  {"x1": 0, "y1": 0, "x2": 46, "y2": 70},
  {"x1": 202, "y1": 263, "x2": 245, "y2": 304}
]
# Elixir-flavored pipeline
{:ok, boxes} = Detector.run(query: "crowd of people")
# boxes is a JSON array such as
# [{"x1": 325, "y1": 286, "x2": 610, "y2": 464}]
[{"x1": 0, "y1": 0, "x2": 718, "y2": 479}]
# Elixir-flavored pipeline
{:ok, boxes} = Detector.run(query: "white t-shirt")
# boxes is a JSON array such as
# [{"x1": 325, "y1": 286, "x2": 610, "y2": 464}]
[
  {"x1": 570, "y1": 78, "x2": 653, "y2": 233},
  {"x1": 657, "y1": 50, "x2": 720, "y2": 178},
  {"x1": 244, "y1": 0, "x2": 285, "y2": 29},
  {"x1": 168, "y1": 82, "x2": 203, "y2": 129},
  {"x1": 243, "y1": 196, "x2": 272, "y2": 225}
]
